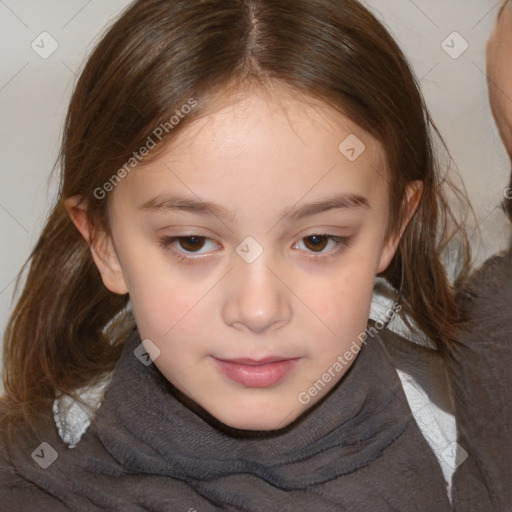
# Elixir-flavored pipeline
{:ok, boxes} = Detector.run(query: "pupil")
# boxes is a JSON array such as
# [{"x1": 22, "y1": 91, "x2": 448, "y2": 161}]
[
  {"x1": 180, "y1": 236, "x2": 205, "y2": 252},
  {"x1": 305, "y1": 235, "x2": 327, "y2": 252}
]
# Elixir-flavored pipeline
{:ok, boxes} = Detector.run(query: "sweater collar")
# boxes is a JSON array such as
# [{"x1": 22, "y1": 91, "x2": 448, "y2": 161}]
[{"x1": 92, "y1": 325, "x2": 412, "y2": 488}]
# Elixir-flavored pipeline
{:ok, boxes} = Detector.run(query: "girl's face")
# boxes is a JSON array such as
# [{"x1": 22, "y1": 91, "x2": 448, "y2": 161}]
[{"x1": 80, "y1": 87, "x2": 419, "y2": 430}]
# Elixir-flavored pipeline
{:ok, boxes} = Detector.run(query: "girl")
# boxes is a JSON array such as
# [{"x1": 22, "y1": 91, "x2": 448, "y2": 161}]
[{"x1": 0, "y1": 0, "x2": 475, "y2": 510}]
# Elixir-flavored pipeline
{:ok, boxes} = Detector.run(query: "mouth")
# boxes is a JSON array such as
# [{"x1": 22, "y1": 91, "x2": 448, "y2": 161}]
[{"x1": 212, "y1": 356, "x2": 301, "y2": 388}]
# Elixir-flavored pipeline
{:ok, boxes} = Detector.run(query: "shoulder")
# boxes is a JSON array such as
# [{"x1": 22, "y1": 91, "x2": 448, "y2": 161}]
[
  {"x1": 452, "y1": 247, "x2": 512, "y2": 398},
  {"x1": 448, "y1": 247, "x2": 512, "y2": 507},
  {"x1": 377, "y1": 326, "x2": 453, "y2": 414},
  {"x1": 369, "y1": 280, "x2": 453, "y2": 414},
  {"x1": 54, "y1": 373, "x2": 113, "y2": 448},
  {"x1": 54, "y1": 325, "x2": 138, "y2": 448},
  {"x1": 456, "y1": 248, "x2": 512, "y2": 326},
  {"x1": 369, "y1": 281, "x2": 458, "y2": 494},
  {"x1": 367, "y1": 308, "x2": 457, "y2": 495},
  {"x1": 0, "y1": 416, "x2": 72, "y2": 511}
]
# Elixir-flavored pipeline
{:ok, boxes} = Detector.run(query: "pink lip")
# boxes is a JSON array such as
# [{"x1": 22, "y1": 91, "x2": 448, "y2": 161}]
[{"x1": 213, "y1": 357, "x2": 300, "y2": 388}]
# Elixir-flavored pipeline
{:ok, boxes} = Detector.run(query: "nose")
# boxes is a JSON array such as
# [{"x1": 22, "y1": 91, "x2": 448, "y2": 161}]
[{"x1": 221, "y1": 254, "x2": 292, "y2": 334}]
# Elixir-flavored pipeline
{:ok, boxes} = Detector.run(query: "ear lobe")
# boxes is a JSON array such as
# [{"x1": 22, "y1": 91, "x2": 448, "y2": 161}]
[
  {"x1": 64, "y1": 195, "x2": 129, "y2": 295},
  {"x1": 377, "y1": 180, "x2": 423, "y2": 274}
]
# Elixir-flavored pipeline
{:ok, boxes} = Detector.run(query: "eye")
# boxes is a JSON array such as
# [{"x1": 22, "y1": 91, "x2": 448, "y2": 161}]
[
  {"x1": 293, "y1": 234, "x2": 348, "y2": 258},
  {"x1": 158, "y1": 233, "x2": 349, "y2": 265},
  {"x1": 158, "y1": 235, "x2": 221, "y2": 263}
]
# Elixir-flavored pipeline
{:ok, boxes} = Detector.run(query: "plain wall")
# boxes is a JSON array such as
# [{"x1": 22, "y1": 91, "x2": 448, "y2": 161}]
[{"x1": 1, "y1": 0, "x2": 511, "y2": 389}]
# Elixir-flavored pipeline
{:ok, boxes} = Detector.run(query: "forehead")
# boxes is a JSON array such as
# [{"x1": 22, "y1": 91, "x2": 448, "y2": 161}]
[
  {"x1": 142, "y1": 85, "x2": 384, "y2": 177},
  {"x1": 168, "y1": 84, "x2": 365, "y2": 154},
  {"x1": 110, "y1": 86, "x2": 388, "y2": 222}
]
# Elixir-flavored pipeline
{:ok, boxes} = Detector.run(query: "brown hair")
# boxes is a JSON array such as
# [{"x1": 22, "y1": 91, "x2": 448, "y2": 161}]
[{"x1": 1, "y1": 0, "x2": 470, "y2": 441}]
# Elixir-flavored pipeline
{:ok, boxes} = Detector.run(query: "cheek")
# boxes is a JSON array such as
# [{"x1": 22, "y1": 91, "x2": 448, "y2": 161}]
[
  {"x1": 299, "y1": 254, "x2": 377, "y2": 340},
  {"x1": 134, "y1": 287, "x2": 203, "y2": 341},
  {"x1": 119, "y1": 248, "x2": 203, "y2": 338}
]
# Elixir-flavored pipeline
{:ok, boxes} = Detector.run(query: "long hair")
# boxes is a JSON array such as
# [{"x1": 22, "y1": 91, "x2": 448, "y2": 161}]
[{"x1": 1, "y1": 0, "x2": 470, "y2": 441}]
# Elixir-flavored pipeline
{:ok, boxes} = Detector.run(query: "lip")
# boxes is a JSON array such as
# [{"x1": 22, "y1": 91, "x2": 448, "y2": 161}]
[{"x1": 213, "y1": 357, "x2": 301, "y2": 388}]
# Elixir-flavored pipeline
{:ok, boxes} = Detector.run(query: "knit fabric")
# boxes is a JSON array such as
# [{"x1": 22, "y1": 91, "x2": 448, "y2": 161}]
[{"x1": 2, "y1": 325, "x2": 452, "y2": 511}]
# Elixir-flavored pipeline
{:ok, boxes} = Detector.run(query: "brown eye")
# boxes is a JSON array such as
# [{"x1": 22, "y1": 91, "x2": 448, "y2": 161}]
[
  {"x1": 303, "y1": 235, "x2": 328, "y2": 252},
  {"x1": 158, "y1": 235, "x2": 222, "y2": 265},
  {"x1": 177, "y1": 236, "x2": 206, "y2": 252}
]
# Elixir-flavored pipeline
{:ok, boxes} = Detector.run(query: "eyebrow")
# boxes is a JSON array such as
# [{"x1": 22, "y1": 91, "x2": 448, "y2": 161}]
[{"x1": 139, "y1": 193, "x2": 370, "y2": 222}]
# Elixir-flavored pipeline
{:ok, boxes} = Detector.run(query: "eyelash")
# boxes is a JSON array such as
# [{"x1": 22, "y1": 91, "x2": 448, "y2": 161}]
[{"x1": 158, "y1": 234, "x2": 350, "y2": 265}]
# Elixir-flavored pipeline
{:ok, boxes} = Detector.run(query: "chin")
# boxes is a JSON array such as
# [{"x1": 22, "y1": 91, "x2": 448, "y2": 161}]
[
  {"x1": 214, "y1": 407, "x2": 302, "y2": 433},
  {"x1": 171, "y1": 381, "x2": 305, "y2": 432}
]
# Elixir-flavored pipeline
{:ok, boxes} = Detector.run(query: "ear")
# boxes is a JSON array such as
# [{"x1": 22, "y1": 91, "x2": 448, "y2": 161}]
[
  {"x1": 377, "y1": 180, "x2": 423, "y2": 274},
  {"x1": 64, "y1": 195, "x2": 129, "y2": 295}
]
